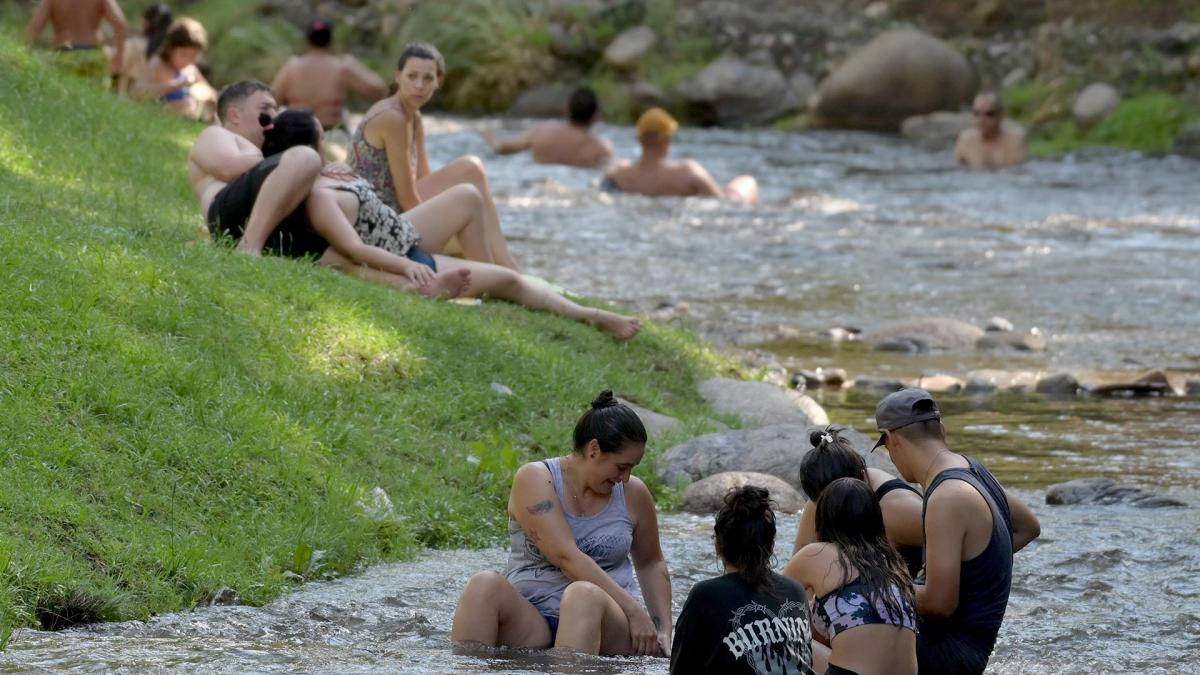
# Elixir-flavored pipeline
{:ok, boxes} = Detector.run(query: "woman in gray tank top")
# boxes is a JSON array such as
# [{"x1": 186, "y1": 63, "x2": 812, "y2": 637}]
[{"x1": 452, "y1": 391, "x2": 673, "y2": 658}]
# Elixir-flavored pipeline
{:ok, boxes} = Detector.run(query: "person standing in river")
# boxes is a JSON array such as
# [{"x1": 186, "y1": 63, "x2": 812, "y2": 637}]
[
  {"x1": 955, "y1": 92, "x2": 1027, "y2": 169},
  {"x1": 452, "y1": 391, "x2": 672, "y2": 656},
  {"x1": 482, "y1": 87, "x2": 614, "y2": 168},
  {"x1": 872, "y1": 389, "x2": 1041, "y2": 675}
]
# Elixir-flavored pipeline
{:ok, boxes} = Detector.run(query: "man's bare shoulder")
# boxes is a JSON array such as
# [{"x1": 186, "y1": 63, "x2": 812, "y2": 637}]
[
  {"x1": 927, "y1": 477, "x2": 989, "y2": 515},
  {"x1": 957, "y1": 127, "x2": 982, "y2": 145}
]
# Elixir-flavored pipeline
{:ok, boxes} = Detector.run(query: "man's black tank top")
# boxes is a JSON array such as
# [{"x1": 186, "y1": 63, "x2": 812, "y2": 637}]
[{"x1": 873, "y1": 478, "x2": 926, "y2": 578}]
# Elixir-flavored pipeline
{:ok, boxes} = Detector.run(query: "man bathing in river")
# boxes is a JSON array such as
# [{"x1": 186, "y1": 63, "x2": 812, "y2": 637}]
[
  {"x1": 955, "y1": 92, "x2": 1027, "y2": 169},
  {"x1": 483, "y1": 87, "x2": 614, "y2": 168},
  {"x1": 25, "y1": 0, "x2": 127, "y2": 82}
]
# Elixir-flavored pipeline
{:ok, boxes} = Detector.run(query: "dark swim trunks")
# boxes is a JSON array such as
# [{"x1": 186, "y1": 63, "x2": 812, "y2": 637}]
[
  {"x1": 543, "y1": 613, "x2": 559, "y2": 643},
  {"x1": 405, "y1": 245, "x2": 437, "y2": 272},
  {"x1": 825, "y1": 665, "x2": 861, "y2": 675},
  {"x1": 206, "y1": 154, "x2": 328, "y2": 260}
]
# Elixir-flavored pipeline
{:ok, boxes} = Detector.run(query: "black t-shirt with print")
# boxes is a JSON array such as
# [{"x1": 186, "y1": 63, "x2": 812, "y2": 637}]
[{"x1": 671, "y1": 572, "x2": 817, "y2": 675}]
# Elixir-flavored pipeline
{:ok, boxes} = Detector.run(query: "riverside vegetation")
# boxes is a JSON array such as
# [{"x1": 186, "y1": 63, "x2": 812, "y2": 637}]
[{"x1": 0, "y1": 33, "x2": 736, "y2": 642}]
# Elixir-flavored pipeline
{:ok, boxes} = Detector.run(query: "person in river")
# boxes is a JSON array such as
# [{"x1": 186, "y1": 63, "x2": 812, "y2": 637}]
[
  {"x1": 482, "y1": 87, "x2": 614, "y2": 168},
  {"x1": 266, "y1": 109, "x2": 641, "y2": 337},
  {"x1": 671, "y1": 486, "x2": 817, "y2": 675},
  {"x1": 602, "y1": 107, "x2": 759, "y2": 203},
  {"x1": 452, "y1": 391, "x2": 671, "y2": 655},
  {"x1": 793, "y1": 427, "x2": 925, "y2": 578},
  {"x1": 785, "y1": 478, "x2": 919, "y2": 675},
  {"x1": 872, "y1": 389, "x2": 1041, "y2": 675},
  {"x1": 137, "y1": 17, "x2": 216, "y2": 120},
  {"x1": 24, "y1": 0, "x2": 127, "y2": 84},
  {"x1": 116, "y1": 3, "x2": 172, "y2": 97},
  {"x1": 350, "y1": 42, "x2": 520, "y2": 271},
  {"x1": 955, "y1": 92, "x2": 1027, "y2": 169}
]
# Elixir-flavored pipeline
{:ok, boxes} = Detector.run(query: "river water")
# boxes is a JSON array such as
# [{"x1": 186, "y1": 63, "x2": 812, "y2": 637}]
[{"x1": 3, "y1": 122, "x2": 1198, "y2": 672}]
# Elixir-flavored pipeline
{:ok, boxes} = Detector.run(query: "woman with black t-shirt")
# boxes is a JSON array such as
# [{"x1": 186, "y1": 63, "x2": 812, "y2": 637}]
[{"x1": 670, "y1": 486, "x2": 817, "y2": 675}]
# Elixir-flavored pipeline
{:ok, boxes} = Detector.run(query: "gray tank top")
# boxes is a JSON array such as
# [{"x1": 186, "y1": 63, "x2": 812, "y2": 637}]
[{"x1": 505, "y1": 457, "x2": 639, "y2": 619}]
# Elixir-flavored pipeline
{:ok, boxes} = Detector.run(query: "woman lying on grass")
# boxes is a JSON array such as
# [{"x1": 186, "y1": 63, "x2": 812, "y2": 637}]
[{"x1": 260, "y1": 109, "x2": 641, "y2": 339}]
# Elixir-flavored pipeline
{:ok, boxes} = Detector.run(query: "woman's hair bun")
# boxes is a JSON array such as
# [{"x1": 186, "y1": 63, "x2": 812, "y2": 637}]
[
  {"x1": 591, "y1": 389, "x2": 617, "y2": 410},
  {"x1": 809, "y1": 426, "x2": 838, "y2": 448},
  {"x1": 725, "y1": 485, "x2": 772, "y2": 516}
]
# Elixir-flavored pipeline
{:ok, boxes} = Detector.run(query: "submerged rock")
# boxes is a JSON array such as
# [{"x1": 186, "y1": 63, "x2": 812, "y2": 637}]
[
  {"x1": 681, "y1": 471, "x2": 805, "y2": 514},
  {"x1": 1046, "y1": 478, "x2": 1187, "y2": 508},
  {"x1": 698, "y1": 378, "x2": 829, "y2": 427}
]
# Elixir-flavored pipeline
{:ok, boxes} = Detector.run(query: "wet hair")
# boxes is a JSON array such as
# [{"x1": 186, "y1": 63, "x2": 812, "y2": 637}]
[
  {"x1": 567, "y1": 87, "x2": 599, "y2": 125},
  {"x1": 799, "y1": 426, "x2": 867, "y2": 501},
  {"x1": 143, "y1": 4, "x2": 173, "y2": 58},
  {"x1": 397, "y1": 42, "x2": 445, "y2": 79},
  {"x1": 572, "y1": 390, "x2": 647, "y2": 454},
  {"x1": 893, "y1": 418, "x2": 946, "y2": 445},
  {"x1": 261, "y1": 109, "x2": 320, "y2": 158},
  {"x1": 159, "y1": 17, "x2": 208, "y2": 59},
  {"x1": 306, "y1": 18, "x2": 333, "y2": 48},
  {"x1": 815, "y1": 478, "x2": 915, "y2": 624},
  {"x1": 217, "y1": 80, "x2": 271, "y2": 123},
  {"x1": 714, "y1": 486, "x2": 777, "y2": 589}
]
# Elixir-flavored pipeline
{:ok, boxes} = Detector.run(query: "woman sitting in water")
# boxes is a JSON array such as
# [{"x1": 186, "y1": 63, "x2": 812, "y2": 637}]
[
  {"x1": 785, "y1": 478, "x2": 919, "y2": 675},
  {"x1": 793, "y1": 427, "x2": 925, "y2": 578},
  {"x1": 263, "y1": 109, "x2": 641, "y2": 338},
  {"x1": 136, "y1": 17, "x2": 216, "y2": 120},
  {"x1": 349, "y1": 42, "x2": 520, "y2": 271},
  {"x1": 452, "y1": 391, "x2": 672, "y2": 656},
  {"x1": 671, "y1": 486, "x2": 817, "y2": 675}
]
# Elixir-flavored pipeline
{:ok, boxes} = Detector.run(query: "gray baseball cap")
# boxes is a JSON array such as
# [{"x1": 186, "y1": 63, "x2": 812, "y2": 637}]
[{"x1": 871, "y1": 388, "x2": 941, "y2": 450}]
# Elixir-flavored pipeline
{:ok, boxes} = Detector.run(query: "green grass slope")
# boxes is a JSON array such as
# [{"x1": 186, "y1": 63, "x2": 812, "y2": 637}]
[{"x1": 0, "y1": 34, "x2": 729, "y2": 641}]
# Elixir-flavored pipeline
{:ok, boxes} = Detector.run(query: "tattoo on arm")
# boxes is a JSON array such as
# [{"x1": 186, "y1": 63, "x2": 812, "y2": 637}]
[{"x1": 525, "y1": 500, "x2": 553, "y2": 515}]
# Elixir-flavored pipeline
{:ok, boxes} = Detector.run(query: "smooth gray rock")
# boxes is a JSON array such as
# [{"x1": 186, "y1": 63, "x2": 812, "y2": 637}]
[
  {"x1": 1036, "y1": 372, "x2": 1080, "y2": 397},
  {"x1": 1089, "y1": 370, "x2": 1179, "y2": 398},
  {"x1": 698, "y1": 378, "x2": 829, "y2": 428},
  {"x1": 681, "y1": 471, "x2": 805, "y2": 514},
  {"x1": 617, "y1": 397, "x2": 683, "y2": 437},
  {"x1": 851, "y1": 377, "x2": 907, "y2": 393},
  {"x1": 915, "y1": 374, "x2": 966, "y2": 394},
  {"x1": 677, "y1": 55, "x2": 801, "y2": 126},
  {"x1": 1046, "y1": 478, "x2": 1187, "y2": 508},
  {"x1": 603, "y1": 26, "x2": 656, "y2": 68},
  {"x1": 1073, "y1": 83, "x2": 1120, "y2": 127},
  {"x1": 508, "y1": 84, "x2": 570, "y2": 118},
  {"x1": 965, "y1": 369, "x2": 1039, "y2": 394},
  {"x1": 986, "y1": 316, "x2": 1015, "y2": 333},
  {"x1": 865, "y1": 318, "x2": 984, "y2": 352},
  {"x1": 974, "y1": 331, "x2": 1047, "y2": 352},
  {"x1": 490, "y1": 382, "x2": 514, "y2": 396}
]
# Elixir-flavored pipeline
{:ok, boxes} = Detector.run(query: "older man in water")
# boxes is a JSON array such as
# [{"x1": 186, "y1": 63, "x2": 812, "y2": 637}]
[
  {"x1": 24, "y1": 0, "x2": 127, "y2": 82},
  {"x1": 603, "y1": 107, "x2": 759, "y2": 203},
  {"x1": 483, "y1": 87, "x2": 614, "y2": 168},
  {"x1": 955, "y1": 92, "x2": 1027, "y2": 169}
]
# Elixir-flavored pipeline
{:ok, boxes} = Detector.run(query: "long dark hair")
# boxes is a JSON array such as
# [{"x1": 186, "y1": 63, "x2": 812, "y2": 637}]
[
  {"x1": 815, "y1": 478, "x2": 915, "y2": 621},
  {"x1": 261, "y1": 109, "x2": 319, "y2": 158},
  {"x1": 799, "y1": 426, "x2": 867, "y2": 501},
  {"x1": 143, "y1": 4, "x2": 173, "y2": 58},
  {"x1": 715, "y1": 486, "x2": 776, "y2": 589},
  {"x1": 572, "y1": 390, "x2": 646, "y2": 454}
]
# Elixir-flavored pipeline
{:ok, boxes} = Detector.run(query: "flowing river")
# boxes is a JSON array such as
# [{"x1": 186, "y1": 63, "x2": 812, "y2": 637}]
[{"x1": 3, "y1": 121, "x2": 1198, "y2": 673}]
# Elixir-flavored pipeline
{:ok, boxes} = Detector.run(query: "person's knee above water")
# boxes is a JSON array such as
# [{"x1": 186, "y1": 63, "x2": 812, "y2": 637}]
[
  {"x1": 872, "y1": 389, "x2": 1041, "y2": 675},
  {"x1": 671, "y1": 486, "x2": 816, "y2": 675},
  {"x1": 602, "y1": 107, "x2": 759, "y2": 204},
  {"x1": 484, "y1": 87, "x2": 615, "y2": 168},
  {"x1": 24, "y1": 0, "x2": 128, "y2": 83},
  {"x1": 792, "y1": 427, "x2": 925, "y2": 577},
  {"x1": 139, "y1": 17, "x2": 214, "y2": 120},
  {"x1": 955, "y1": 91, "x2": 1027, "y2": 170},
  {"x1": 785, "y1": 478, "x2": 919, "y2": 675},
  {"x1": 451, "y1": 391, "x2": 671, "y2": 656}
]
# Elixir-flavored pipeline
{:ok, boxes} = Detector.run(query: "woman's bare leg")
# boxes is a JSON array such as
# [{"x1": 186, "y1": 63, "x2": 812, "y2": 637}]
[
  {"x1": 416, "y1": 155, "x2": 521, "y2": 271},
  {"x1": 554, "y1": 581, "x2": 634, "y2": 656},
  {"x1": 403, "y1": 184, "x2": 491, "y2": 263},
  {"x1": 451, "y1": 571, "x2": 552, "y2": 648},
  {"x1": 318, "y1": 248, "x2": 470, "y2": 298},
  {"x1": 433, "y1": 256, "x2": 640, "y2": 339}
]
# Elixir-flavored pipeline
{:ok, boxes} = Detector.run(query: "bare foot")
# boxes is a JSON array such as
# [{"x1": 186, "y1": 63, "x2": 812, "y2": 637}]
[
  {"x1": 591, "y1": 309, "x2": 641, "y2": 340},
  {"x1": 235, "y1": 242, "x2": 263, "y2": 257},
  {"x1": 418, "y1": 269, "x2": 471, "y2": 299}
]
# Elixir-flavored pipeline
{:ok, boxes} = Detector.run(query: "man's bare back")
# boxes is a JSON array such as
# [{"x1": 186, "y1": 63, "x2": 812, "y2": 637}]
[
  {"x1": 26, "y1": 0, "x2": 122, "y2": 48},
  {"x1": 604, "y1": 158, "x2": 715, "y2": 197},
  {"x1": 272, "y1": 53, "x2": 385, "y2": 129}
]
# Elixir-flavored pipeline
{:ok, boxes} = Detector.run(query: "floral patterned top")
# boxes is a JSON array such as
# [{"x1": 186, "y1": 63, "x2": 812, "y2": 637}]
[{"x1": 348, "y1": 108, "x2": 420, "y2": 214}]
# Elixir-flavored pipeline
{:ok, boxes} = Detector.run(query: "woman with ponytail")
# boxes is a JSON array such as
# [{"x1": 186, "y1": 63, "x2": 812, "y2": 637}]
[
  {"x1": 452, "y1": 390, "x2": 672, "y2": 657},
  {"x1": 670, "y1": 486, "x2": 817, "y2": 675},
  {"x1": 785, "y1": 478, "x2": 919, "y2": 675}
]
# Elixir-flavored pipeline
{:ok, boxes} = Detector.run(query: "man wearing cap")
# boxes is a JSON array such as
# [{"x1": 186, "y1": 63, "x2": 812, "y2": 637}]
[
  {"x1": 484, "y1": 87, "x2": 614, "y2": 168},
  {"x1": 602, "y1": 107, "x2": 759, "y2": 203},
  {"x1": 955, "y1": 92, "x2": 1027, "y2": 169},
  {"x1": 873, "y1": 389, "x2": 1040, "y2": 675}
]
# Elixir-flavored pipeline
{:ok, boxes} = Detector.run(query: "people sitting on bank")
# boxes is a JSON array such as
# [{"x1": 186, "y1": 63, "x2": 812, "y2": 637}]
[
  {"x1": 24, "y1": 0, "x2": 127, "y2": 83},
  {"x1": 256, "y1": 110, "x2": 643, "y2": 338},
  {"x1": 955, "y1": 92, "x2": 1027, "y2": 169},
  {"x1": 871, "y1": 389, "x2": 1041, "y2": 675},
  {"x1": 785, "y1": 478, "x2": 919, "y2": 675},
  {"x1": 671, "y1": 486, "x2": 816, "y2": 675},
  {"x1": 483, "y1": 87, "x2": 614, "y2": 168},
  {"x1": 603, "y1": 107, "x2": 759, "y2": 204},
  {"x1": 452, "y1": 391, "x2": 670, "y2": 653},
  {"x1": 270, "y1": 17, "x2": 387, "y2": 158},
  {"x1": 351, "y1": 42, "x2": 520, "y2": 271},
  {"x1": 793, "y1": 427, "x2": 925, "y2": 578},
  {"x1": 137, "y1": 17, "x2": 216, "y2": 120},
  {"x1": 117, "y1": 3, "x2": 172, "y2": 97}
]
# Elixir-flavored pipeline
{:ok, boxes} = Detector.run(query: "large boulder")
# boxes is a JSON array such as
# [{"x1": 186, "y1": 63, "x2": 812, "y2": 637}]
[
  {"x1": 865, "y1": 318, "x2": 985, "y2": 353},
  {"x1": 656, "y1": 424, "x2": 898, "y2": 489},
  {"x1": 681, "y1": 472, "x2": 805, "y2": 514},
  {"x1": 508, "y1": 84, "x2": 570, "y2": 118},
  {"x1": 1072, "y1": 83, "x2": 1120, "y2": 127},
  {"x1": 617, "y1": 397, "x2": 682, "y2": 438},
  {"x1": 603, "y1": 26, "x2": 656, "y2": 68},
  {"x1": 900, "y1": 111, "x2": 1024, "y2": 149},
  {"x1": 813, "y1": 29, "x2": 976, "y2": 132},
  {"x1": 1172, "y1": 123, "x2": 1200, "y2": 159},
  {"x1": 698, "y1": 378, "x2": 828, "y2": 428},
  {"x1": 677, "y1": 55, "x2": 802, "y2": 127},
  {"x1": 1046, "y1": 478, "x2": 1187, "y2": 508}
]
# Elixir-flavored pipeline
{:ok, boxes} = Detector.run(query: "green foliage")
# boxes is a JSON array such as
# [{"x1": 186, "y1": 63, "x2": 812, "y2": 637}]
[
  {"x1": 1087, "y1": 92, "x2": 1199, "y2": 152},
  {"x1": 0, "y1": 32, "x2": 727, "y2": 634}
]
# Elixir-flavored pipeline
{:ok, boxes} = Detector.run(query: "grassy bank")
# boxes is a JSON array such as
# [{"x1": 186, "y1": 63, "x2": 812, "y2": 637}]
[{"x1": 0, "y1": 33, "x2": 731, "y2": 641}]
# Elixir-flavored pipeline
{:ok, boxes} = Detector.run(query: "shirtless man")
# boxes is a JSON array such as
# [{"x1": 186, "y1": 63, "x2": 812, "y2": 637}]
[
  {"x1": 483, "y1": 87, "x2": 614, "y2": 168},
  {"x1": 603, "y1": 108, "x2": 758, "y2": 203},
  {"x1": 25, "y1": 0, "x2": 127, "y2": 80},
  {"x1": 955, "y1": 92, "x2": 1027, "y2": 169},
  {"x1": 270, "y1": 19, "x2": 387, "y2": 132}
]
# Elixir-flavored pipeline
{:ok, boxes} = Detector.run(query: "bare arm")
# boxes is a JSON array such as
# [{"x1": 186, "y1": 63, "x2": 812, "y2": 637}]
[
  {"x1": 305, "y1": 185, "x2": 434, "y2": 287},
  {"x1": 341, "y1": 56, "x2": 387, "y2": 101},
  {"x1": 792, "y1": 503, "x2": 818, "y2": 555},
  {"x1": 189, "y1": 127, "x2": 263, "y2": 183},
  {"x1": 483, "y1": 127, "x2": 534, "y2": 155},
  {"x1": 880, "y1": 491, "x2": 926, "y2": 549},
  {"x1": 627, "y1": 477, "x2": 672, "y2": 656},
  {"x1": 376, "y1": 111, "x2": 423, "y2": 211},
  {"x1": 24, "y1": 0, "x2": 51, "y2": 46},
  {"x1": 414, "y1": 113, "x2": 431, "y2": 179},
  {"x1": 685, "y1": 159, "x2": 724, "y2": 198},
  {"x1": 103, "y1": 0, "x2": 127, "y2": 75},
  {"x1": 1006, "y1": 488, "x2": 1041, "y2": 553},
  {"x1": 270, "y1": 59, "x2": 294, "y2": 105},
  {"x1": 137, "y1": 59, "x2": 195, "y2": 99},
  {"x1": 915, "y1": 487, "x2": 967, "y2": 618}
]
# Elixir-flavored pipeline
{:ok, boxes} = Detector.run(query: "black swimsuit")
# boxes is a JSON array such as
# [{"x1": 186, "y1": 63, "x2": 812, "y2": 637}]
[{"x1": 874, "y1": 478, "x2": 926, "y2": 578}]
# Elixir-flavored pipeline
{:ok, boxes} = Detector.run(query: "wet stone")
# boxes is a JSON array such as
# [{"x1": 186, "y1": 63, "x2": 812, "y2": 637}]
[
  {"x1": 1046, "y1": 478, "x2": 1188, "y2": 508},
  {"x1": 1036, "y1": 372, "x2": 1081, "y2": 397},
  {"x1": 681, "y1": 471, "x2": 805, "y2": 514},
  {"x1": 698, "y1": 378, "x2": 829, "y2": 428},
  {"x1": 201, "y1": 587, "x2": 242, "y2": 607}
]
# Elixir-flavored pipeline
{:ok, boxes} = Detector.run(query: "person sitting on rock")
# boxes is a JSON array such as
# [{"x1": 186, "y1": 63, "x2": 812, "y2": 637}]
[
  {"x1": 483, "y1": 87, "x2": 614, "y2": 168},
  {"x1": 452, "y1": 391, "x2": 670, "y2": 655},
  {"x1": 602, "y1": 107, "x2": 759, "y2": 204},
  {"x1": 955, "y1": 92, "x2": 1026, "y2": 169},
  {"x1": 792, "y1": 427, "x2": 925, "y2": 578},
  {"x1": 671, "y1": 485, "x2": 817, "y2": 675},
  {"x1": 24, "y1": 0, "x2": 127, "y2": 85}
]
